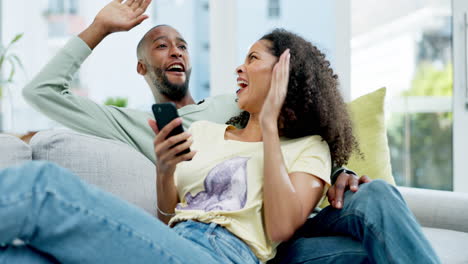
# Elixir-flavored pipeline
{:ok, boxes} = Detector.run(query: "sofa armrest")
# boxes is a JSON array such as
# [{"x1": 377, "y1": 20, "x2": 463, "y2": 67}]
[{"x1": 398, "y1": 186, "x2": 468, "y2": 233}]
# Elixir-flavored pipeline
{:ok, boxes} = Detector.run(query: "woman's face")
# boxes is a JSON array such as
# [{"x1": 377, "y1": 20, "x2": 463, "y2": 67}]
[{"x1": 235, "y1": 40, "x2": 278, "y2": 113}]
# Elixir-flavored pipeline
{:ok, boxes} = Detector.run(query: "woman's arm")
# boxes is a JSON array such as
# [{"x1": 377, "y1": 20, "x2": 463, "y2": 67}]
[
  {"x1": 148, "y1": 118, "x2": 196, "y2": 224},
  {"x1": 262, "y1": 127, "x2": 325, "y2": 242},
  {"x1": 259, "y1": 49, "x2": 326, "y2": 242},
  {"x1": 156, "y1": 170, "x2": 179, "y2": 224}
]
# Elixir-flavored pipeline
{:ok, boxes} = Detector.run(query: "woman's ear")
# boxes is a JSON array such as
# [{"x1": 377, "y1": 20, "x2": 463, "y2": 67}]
[{"x1": 137, "y1": 61, "x2": 147, "y2": 75}]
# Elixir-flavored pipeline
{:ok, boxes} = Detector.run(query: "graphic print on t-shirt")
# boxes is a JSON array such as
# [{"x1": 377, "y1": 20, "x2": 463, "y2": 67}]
[{"x1": 177, "y1": 156, "x2": 249, "y2": 211}]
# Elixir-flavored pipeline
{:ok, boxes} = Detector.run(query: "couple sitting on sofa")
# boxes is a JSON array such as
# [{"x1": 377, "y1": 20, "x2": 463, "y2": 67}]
[{"x1": 0, "y1": 0, "x2": 439, "y2": 263}]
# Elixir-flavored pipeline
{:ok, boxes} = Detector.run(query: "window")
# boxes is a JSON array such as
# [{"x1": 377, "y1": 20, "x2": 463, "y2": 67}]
[
  {"x1": 268, "y1": 0, "x2": 280, "y2": 19},
  {"x1": 46, "y1": 0, "x2": 82, "y2": 38},
  {"x1": 351, "y1": 0, "x2": 453, "y2": 190},
  {"x1": 47, "y1": 0, "x2": 65, "y2": 15},
  {"x1": 47, "y1": 0, "x2": 78, "y2": 15}
]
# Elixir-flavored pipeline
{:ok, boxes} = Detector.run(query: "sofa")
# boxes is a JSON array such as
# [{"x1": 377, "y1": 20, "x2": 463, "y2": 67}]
[{"x1": 2, "y1": 129, "x2": 468, "y2": 263}]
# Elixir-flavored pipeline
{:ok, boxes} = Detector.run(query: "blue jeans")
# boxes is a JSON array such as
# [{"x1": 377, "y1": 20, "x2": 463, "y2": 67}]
[
  {"x1": 0, "y1": 161, "x2": 259, "y2": 264},
  {"x1": 271, "y1": 180, "x2": 441, "y2": 264}
]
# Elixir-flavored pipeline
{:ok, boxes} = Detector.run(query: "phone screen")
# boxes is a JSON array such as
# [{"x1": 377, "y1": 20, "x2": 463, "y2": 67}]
[{"x1": 152, "y1": 103, "x2": 190, "y2": 156}]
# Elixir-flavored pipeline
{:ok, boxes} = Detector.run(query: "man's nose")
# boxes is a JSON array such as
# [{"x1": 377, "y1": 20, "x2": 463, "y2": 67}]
[{"x1": 170, "y1": 47, "x2": 183, "y2": 58}]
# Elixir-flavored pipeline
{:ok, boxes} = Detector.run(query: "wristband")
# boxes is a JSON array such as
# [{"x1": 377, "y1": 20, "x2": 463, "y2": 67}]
[
  {"x1": 157, "y1": 206, "x2": 176, "y2": 217},
  {"x1": 331, "y1": 168, "x2": 357, "y2": 185}
]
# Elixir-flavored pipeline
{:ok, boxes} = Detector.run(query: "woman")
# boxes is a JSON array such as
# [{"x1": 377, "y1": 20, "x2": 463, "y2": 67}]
[
  {"x1": 149, "y1": 28, "x2": 356, "y2": 263},
  {"x1": 0, "y1": 29, "x2": 436, "y2": 264}
]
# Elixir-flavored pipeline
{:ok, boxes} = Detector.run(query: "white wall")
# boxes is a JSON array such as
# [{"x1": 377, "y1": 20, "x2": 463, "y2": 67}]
[
  {"x1": 210, "y1": 0, "x2": 351, "y2": 99},
  {"x1": 1, "y1": 0, "x2": 51, "y2": 132},
  {"x1": 209, "y1": 0, "x2": 237, "y2": 96}
]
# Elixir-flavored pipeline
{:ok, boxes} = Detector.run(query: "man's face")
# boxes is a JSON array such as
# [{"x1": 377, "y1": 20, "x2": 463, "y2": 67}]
[{"x1": 142, "y1": 26, "x2": 192, "y2": 101}]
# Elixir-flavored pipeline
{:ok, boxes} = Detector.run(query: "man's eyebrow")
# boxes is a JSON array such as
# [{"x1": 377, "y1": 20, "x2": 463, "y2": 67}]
[
  {"x1": 177, "y1": 37, "x2": 187, "y2": 44},
  {"x1": 152, "y1": 36, "x2": 187, "y2": 45},
  {"x1": 152, "y1": 36, "x2": 168, "y2": 43}
]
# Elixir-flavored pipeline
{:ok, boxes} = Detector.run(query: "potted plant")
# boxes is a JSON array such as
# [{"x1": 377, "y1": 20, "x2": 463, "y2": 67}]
[
  {"x1": 104, "y1": 97, "x2": 128, "y2": 108},
  {"x1": 0, "y1": 33, "x2": 24, "y2": 132}
]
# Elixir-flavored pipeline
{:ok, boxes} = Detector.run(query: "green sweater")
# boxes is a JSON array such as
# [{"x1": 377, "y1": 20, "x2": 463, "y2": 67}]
[
  {"x1": 22, "y1": 36, "x2": 349, "y2": 179},
  {"x1": 23, "y1": 36, "x2": 242, "y2": 163}
]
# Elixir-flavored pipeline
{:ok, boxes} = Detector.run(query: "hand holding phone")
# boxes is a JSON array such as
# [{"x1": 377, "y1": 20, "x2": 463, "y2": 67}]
[{"x1": 151, "y1": 103, "x2": 191, "y2": 156}]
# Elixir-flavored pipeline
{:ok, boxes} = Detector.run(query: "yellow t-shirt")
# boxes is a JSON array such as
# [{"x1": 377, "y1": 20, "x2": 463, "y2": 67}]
[{"x1": 169, "y1": 121, "x2": 331, "y2": 262}]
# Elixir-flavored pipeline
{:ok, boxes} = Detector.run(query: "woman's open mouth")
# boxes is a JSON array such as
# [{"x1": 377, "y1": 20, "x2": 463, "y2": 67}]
[{"x1": 237, "y1": 78, "x2": 249, "y2": 94}]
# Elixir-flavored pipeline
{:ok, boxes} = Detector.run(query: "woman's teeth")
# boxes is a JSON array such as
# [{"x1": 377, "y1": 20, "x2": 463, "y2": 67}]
[{"x1": 237, "y1": 80, "x2": 248, "y2": 88}]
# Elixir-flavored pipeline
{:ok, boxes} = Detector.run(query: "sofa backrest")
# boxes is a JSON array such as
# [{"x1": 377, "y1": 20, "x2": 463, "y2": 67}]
[
  {"x1": 0, "y1": 134, "x2": 32, "y2": 169},
  {"x1": 30, "y1": 130, "x2": 157, "y2": 215}
]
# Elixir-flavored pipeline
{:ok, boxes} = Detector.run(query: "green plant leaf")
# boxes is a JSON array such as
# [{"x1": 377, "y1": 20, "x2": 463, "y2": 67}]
[
  {"x1": 6, "y1": 56, "x2": 17, "y2": 82},
  {"x1": 7, "y1": 61, "x2": 16, "y2": 82},
  {"x1": 1, "y1": 33, "x2": 23, "y2": 64},
  {"x1": 5, "y1": 33, "x2": 24, "y2": 51},
  {"x1": 11, "y1": 54, "x2": 24, "y2": 71},
  {"x1": 0, "y1": 46, "x2": 8, "y2": 60},
  {"x1": 0, "y1": 33, "x2": 24, "y2": 87},
  {"x1": 104, "y1": 97, "x2": 128, "y2": 107},
  {"x1": 10, "y1": 33, "x2": 24, "y2": 45},
  {"x1": 0, "y1": 55, "x2": 5, "y2": 69}
]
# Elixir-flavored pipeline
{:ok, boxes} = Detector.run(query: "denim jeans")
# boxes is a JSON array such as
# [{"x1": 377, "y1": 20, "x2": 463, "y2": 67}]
[
  {"x1": 0, "y1": 161, "x2": 259, "y2": 264},
  {"x1": 271, "y1": 180, "x2": 441, "y2": 264}
]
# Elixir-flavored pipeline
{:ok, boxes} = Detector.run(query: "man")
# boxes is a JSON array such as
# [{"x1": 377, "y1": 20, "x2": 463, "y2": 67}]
[{"x1": 23, "y1": 1, "x2": 438, "y2": 263}]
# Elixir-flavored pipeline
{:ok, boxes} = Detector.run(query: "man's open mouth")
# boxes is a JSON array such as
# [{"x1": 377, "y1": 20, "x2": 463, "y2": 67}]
[{"x1": 166, "y1": 63, "x2": 185, "y2": 73}]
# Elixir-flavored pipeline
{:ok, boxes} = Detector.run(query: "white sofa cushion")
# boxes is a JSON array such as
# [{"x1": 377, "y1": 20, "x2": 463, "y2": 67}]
[
  {"x1": 30, "y1": 130, "x2": 157, "y2": 215},
  {"x1": 0, "y1": 134, "x2": 32, "y2": 169},
  {"x1": 398, "y1": 186, "x2": 468, "y2": 233}
]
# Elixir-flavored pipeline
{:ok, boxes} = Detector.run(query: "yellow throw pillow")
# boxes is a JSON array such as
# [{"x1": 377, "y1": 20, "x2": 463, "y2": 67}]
[{"x1": 319, "y1": 87, "x2": 395, "y2": 208}]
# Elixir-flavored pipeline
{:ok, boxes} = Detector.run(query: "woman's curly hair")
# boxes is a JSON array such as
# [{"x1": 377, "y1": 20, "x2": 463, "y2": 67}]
[{"x1": 227, "y1": 29, "x2": 359, "y2": 166}]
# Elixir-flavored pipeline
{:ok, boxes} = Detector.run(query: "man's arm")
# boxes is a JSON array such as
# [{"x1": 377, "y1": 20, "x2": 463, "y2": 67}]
[{"x1": 23, "y1": 0, "x2": 157, "y2": 162}]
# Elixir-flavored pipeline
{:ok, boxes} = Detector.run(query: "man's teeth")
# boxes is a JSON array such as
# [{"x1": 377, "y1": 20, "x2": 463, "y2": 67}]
[{"x1": 168, "y1": 64, "x2": 183, "y2": 71}]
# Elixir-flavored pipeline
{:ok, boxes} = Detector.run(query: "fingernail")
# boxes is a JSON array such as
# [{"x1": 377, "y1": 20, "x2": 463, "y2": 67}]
[{"x1": 336, "y1": 201, "x2": 342, "y2": 208}]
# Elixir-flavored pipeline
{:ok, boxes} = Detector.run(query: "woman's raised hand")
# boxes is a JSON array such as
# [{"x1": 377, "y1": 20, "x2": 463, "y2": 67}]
[
  {"x1": 259, "y1": 49, "x2": 290, "y2": 131},
  {"x1": 93, "y1": 0, "x2": 152, "y2": 35},
  {"x1": 148, "y1": 119, "x2": 196, "y2": 178}
]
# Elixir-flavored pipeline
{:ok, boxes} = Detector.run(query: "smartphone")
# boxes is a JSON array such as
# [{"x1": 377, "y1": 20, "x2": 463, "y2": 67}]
[{"x1": 152, "y1": 103, "x2": 190, "y2": 156}]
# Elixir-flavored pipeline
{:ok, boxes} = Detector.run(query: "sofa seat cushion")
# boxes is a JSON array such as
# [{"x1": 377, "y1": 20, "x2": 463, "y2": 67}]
[
  {"x1": 30, "y1": 130, "x2": 156, "y2": 215},
  {"x1": 423, "y1": 227, "x2": 468, "y2": 264},
  {"x1": 0, "y1": 134, "x2": 32, "y2": 169}
]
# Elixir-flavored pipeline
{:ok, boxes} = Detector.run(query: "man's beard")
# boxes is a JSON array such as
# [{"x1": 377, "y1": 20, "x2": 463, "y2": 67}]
[{"x1": 151, "y1": 67, "x2": 191, "y2": 101}]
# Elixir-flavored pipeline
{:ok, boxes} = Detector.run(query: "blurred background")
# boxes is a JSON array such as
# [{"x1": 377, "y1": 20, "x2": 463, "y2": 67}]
[{"x1": 1, "y1": 0, "x2": 467, "y2": 193}]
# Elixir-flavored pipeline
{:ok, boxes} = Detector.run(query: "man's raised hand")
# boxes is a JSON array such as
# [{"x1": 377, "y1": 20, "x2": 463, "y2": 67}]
[
  {"x1": 94, "y1": 0, "x2": 152, "y2": 34},
  {"x1": 79, "y1": 0, "x2": 151, "y2": 49}
]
